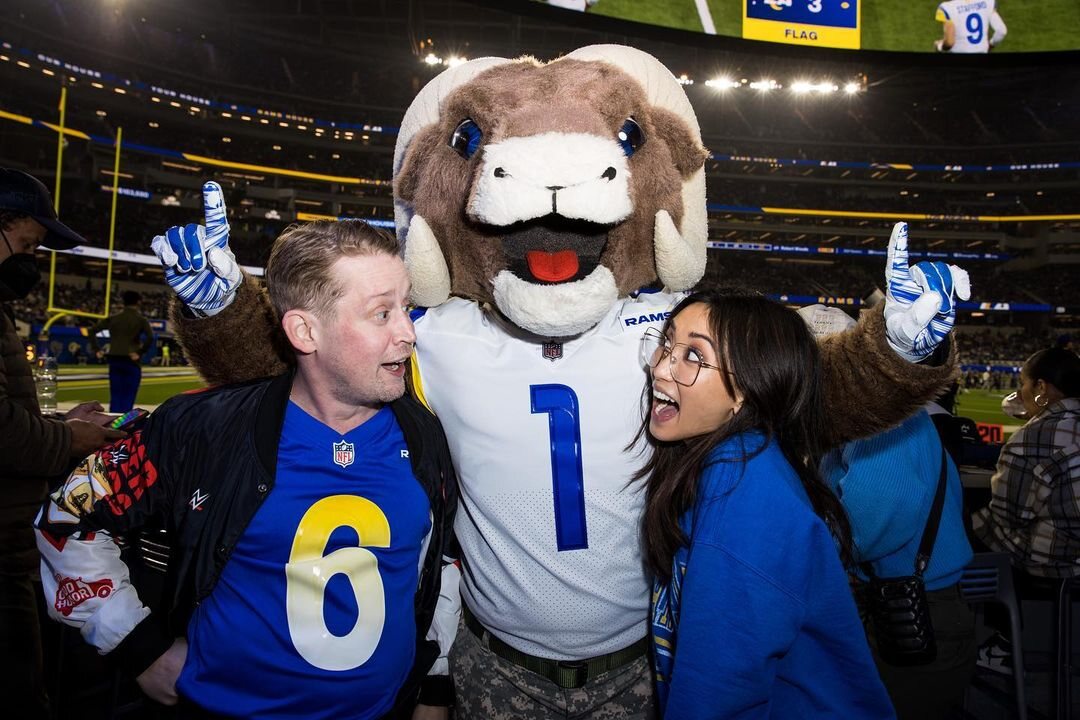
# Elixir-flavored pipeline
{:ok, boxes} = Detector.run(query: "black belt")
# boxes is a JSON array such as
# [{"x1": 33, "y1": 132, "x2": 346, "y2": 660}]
[{"x1": 463, "y1": 605, "x2": 648, "y2": 690}]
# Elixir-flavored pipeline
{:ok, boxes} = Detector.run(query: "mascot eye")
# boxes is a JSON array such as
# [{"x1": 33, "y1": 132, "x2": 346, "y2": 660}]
[
  {"x1": 449, "y1": 118, "x2": 483, "y2": 159},
  {"x1": 616, "y1": 118, "x2": 645, "y2": 157}
]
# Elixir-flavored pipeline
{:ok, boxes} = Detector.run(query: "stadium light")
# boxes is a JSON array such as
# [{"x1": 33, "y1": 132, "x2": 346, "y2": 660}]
[
  {"x1": 844, "y1": 81, "x2": 860, "y2": 94},
  {"x1": 705, "y1": 77, "x2": 739, "y2": 91},
  {"x1": 424, "y1": 53, "x2": 442, "y2": 66},
  {"x1": 677, "y1": 74, "x2": 694, "y2": 86},
  {"x1": 791, "y1": 80, "x2": 812, "y2": 94},
  {"x1": 750, "y1": 79, "x2": 780, "y2": 92},
  {"x1": 446, "y1": 55, "x2": 468, "y2": 68}
]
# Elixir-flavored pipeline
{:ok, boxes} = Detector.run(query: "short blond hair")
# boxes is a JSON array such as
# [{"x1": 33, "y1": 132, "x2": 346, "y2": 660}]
[{"x1": 265, "y1": 219, "x2": 400, "y2": 320}]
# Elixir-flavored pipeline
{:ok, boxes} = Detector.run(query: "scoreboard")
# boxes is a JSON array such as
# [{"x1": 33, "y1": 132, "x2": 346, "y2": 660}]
[{"x1": 743, "y1": 0, "x2": 861, "y2": 49}]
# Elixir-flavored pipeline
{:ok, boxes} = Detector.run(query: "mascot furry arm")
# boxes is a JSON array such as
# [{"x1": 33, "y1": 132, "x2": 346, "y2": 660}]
[{"x1": 165, "y1": 45, "x2": 959, "y2": 450}]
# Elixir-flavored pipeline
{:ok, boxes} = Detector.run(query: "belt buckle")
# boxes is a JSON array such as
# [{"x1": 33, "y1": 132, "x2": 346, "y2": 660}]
[{"x1": 555, "y1": 660, "x2": 588, "y2": 689}]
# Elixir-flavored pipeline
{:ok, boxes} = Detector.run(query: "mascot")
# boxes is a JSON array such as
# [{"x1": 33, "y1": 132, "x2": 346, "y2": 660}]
[{"x1": 153, "y1": 46, "x2": 968, "y2": 718}]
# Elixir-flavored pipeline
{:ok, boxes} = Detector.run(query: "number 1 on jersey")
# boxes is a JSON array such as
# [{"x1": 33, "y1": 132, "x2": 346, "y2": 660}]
[{"x1": 530, "y1": 384, "x2": 589, "y2": 551}]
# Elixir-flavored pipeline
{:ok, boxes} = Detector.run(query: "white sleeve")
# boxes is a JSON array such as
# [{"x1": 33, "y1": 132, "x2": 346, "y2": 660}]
[
  {"x1": 425, "y1": 560, "x2": 461, "y2": 676},
  {"x1": 36, "y1": 510, "x2": 151, "y2": 655},
  {"x1": 989, "y1": 11, "x2": 1007, "y2": 45}
]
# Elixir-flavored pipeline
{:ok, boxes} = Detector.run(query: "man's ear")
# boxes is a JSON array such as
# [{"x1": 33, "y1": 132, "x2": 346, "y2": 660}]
[{"x1": 281, "y1": 309, "x2": 317, "y2": 355}]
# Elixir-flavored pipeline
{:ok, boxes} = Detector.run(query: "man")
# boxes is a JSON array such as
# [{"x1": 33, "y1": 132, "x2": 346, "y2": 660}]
[
  {"x1": 90, "y1": 289, "x2": 154, "y2": 412},
  {"x1": 0, "y1": 167, "x2": 125, "y2": 717},
  {"x1": 35, "y1": 204, "x2": 458, "y2": 719},
  {"x1": 935, "y1": 0, "x2": 1006, "y2": 53}
]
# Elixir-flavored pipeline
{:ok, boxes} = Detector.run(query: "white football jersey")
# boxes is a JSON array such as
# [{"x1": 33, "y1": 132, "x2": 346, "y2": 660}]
[
  {"x1": 413, "y1": 292, "x2": 678, "y2": 659},
  {"x1": 936, "y1": 0, "x2": 1005, "y2": 53}
]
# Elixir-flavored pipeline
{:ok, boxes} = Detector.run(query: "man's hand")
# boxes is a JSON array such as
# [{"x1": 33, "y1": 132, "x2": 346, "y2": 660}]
[
  {"x1": 151, "y1": 181, "x2": 241, "y2": 316},
  {"x1": 129, "y1": 352, "x2": 140, "y2": 362},
  {"x1": 412, "y1": 705, "x2": 449, "y2": 720},
  {"x1": 67, "y1": 419, "x2": 126, "y2": 457},
  {"x1": 65, "y1": 401, "x2": 105, "y2": 423},
  {"x1": 136, "y1": 638, "x2": 188, "y2": 706},
  {"x1": 884, "y1": 222, "x2": 971, "y2": 362}
]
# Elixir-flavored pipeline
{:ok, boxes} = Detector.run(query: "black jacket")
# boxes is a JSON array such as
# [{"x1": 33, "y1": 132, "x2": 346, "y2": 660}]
[{"x1": 41, "y1": 370, "x2": 457, "y2": 712}]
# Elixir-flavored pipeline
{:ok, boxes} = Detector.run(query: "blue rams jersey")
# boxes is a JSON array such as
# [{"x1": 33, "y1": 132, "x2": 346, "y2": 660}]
[{"x1": 178, "y1": 402, "x2": 432, "y2": 719}]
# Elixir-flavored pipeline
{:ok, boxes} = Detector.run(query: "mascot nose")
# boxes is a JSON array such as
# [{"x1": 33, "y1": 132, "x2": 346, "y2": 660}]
[{"x1": 601, "y1": 167, "x2": 616, "y2": 180}]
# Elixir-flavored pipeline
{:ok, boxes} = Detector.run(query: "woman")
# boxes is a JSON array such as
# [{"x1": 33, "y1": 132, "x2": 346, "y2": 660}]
[
  {"x1": 972, "y1": 347, "x2": 1080, "y2": 578},
  {"x1": 635, "y1": 290, "x2": 894, "y2": 719}
]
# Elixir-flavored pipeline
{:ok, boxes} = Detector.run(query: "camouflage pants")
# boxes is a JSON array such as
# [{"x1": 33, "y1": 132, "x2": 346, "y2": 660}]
[{"x1": 449, "y1": 617, "x2": 657, "y2": 720}]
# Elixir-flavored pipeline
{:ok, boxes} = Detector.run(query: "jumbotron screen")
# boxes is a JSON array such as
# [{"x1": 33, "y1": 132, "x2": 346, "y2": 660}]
[{"x1": 538, "y1": 0, "x2": 1079, "y2": 52}]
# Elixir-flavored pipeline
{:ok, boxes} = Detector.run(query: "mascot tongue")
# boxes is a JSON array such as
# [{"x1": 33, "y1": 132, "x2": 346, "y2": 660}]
[{"x1": 525, "y1": 250, "x2": 579, "y2": 283}]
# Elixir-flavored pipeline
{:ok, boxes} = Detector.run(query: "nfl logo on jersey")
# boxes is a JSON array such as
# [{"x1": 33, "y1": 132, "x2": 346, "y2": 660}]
[
  {"x1": 541, "y1": 341, "x2": 563, "y2": 362},
  {"x1": 332, "y1": 440, "x2": 355, "y2": 468}
]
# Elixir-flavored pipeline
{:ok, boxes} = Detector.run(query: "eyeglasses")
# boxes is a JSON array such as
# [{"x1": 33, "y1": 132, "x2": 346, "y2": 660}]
[{"x1": 640, "y1": 327, "x2": 724, "y2": 387}]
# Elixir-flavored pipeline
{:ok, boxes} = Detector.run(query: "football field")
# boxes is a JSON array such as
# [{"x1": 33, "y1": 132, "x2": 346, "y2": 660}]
[
  {"x1": 56, "y1": 365, "x2": 206, "y2": 410},
  {"x1": 955, "y1": 387, "x2": 1019, "y2": 439},
  {"x1": 584, "y1": 1, "x2": 1079, "y2": 52}
]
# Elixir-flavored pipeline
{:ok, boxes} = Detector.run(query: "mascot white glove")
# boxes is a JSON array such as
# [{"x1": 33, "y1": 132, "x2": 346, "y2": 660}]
[
  {"x1": 151, "y1": 181, "x2": 241, "y2": 316},
  {"x1": 884, "y1": 221, "x2": 971, "y2": 363}
]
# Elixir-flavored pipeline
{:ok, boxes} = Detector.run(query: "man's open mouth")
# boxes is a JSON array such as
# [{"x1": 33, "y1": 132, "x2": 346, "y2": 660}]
[{"x1": 486, "y1": 216, "x2": 610, "y2": 284}]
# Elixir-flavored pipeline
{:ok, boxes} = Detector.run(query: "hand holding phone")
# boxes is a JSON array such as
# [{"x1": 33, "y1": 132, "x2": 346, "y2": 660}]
[{"x1": 109, "y1": 408, "x2": 150, "y2": 432}]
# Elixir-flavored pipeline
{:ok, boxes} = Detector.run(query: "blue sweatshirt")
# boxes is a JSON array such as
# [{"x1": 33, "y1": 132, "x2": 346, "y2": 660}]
[
  {"x1": 821, "y1": 410, "x2": 973, "y2": 590},
  {"x1": 651, "y1": 432, "x2": 895, "y2": 719}
]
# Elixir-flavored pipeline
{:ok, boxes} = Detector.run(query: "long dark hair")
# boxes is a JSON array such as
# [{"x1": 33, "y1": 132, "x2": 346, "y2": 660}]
[{"x1": 632, "y1": 289, "x2": 854, "y2": 581}]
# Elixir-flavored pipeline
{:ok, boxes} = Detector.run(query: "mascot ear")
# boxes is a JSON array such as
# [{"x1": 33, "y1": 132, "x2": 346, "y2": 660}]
[
  {"x1": 650, "y1": 107, "x2": 710, "y2": 179},
  {"x1": 564, "y1": 45, "x2": 709, "y2": 292},
  {"x1": 392, "y1": 56, "x2": 513, "y2": 306}
]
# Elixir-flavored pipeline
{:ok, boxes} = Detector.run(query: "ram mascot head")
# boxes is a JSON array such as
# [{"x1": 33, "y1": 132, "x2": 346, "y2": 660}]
[{"x1": 393, "y1": 44, "x2": 710, "y2": 337}]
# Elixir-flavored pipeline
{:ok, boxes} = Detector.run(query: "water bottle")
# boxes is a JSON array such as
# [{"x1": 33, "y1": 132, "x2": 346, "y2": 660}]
[{"x1": 35, "y1": 355, "x2": 58, "y2": 414}]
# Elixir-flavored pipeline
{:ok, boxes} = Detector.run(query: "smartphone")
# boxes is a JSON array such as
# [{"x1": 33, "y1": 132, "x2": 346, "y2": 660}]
[{"x1": 108, "y1": 408, "x2": 150, "y2": 432}]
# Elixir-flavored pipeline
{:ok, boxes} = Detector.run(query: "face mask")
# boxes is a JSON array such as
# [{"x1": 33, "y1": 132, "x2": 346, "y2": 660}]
[
  {"x1": 1001, "y1": 391, "x2": 1028, "y2": 420},
  {"x1": 0, "y1": 228, "x2": 41, "y2": 301}
]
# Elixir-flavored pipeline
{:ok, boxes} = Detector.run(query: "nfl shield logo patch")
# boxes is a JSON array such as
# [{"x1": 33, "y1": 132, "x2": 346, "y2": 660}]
[
  {"x1": 332, "y1": 440, "x2": 355, "y2": 468},
  {"x1": 541, "y1": 342, "x2": 563, "y2": 362}
]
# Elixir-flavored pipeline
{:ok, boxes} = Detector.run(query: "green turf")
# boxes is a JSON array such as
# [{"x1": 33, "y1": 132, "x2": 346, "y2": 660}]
[
  {"x1": 56, "y1": 367, "x2": 206, "y2": 408},
  {"x1": 588, "y1": 0, "x2": 706, "y2": 33},
  {"x1": 707, "y1": 0, "x2": 743, "y2": 36},
  {"x1": 955, "y1": 388, "x2": 1020, "y2": 442}
]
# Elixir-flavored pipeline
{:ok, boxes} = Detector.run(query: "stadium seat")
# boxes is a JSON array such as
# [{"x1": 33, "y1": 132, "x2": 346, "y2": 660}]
[{"x1": 959, "y1": 552, "x2": 1028, "y2": 720}]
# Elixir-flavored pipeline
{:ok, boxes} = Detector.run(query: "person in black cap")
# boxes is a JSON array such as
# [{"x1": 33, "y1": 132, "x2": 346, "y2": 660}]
[{"x1": 0, "y1": 168, "x2": 125, "y2": 717}]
